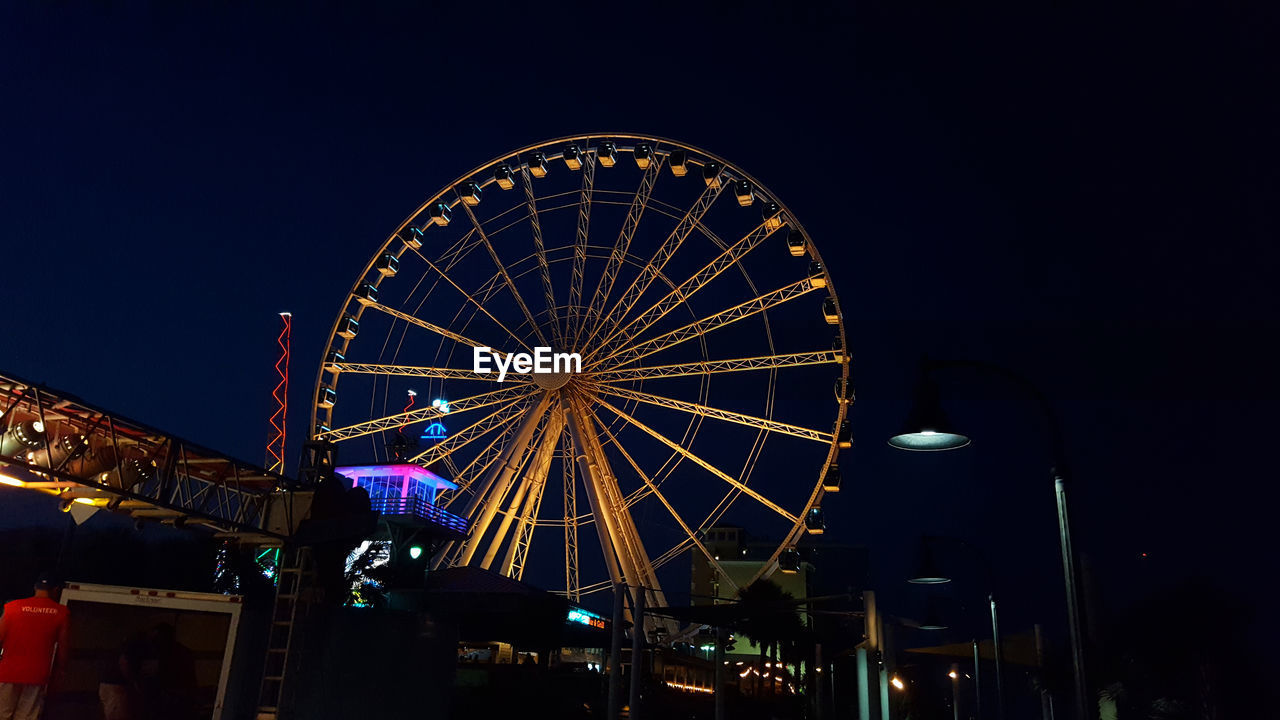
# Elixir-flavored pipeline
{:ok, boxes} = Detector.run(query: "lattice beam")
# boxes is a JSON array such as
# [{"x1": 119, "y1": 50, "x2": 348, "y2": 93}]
[
  {"x1": 522, "y1": 165, "x2": 560, "y2": 346},
  {"x1": 579, "y1": 154, "x2": 663, "y2": 351},
  {"x1": 567, "y1": 152, "x2": 595, "y2": 346},
  {"x1": 597, "y1": 278, "x2": 818, "y2": 369},
  {"x1": 586, "y1": 180, "x2": 726, "y2": 348},
  {"x1": 561, "y1": 433, "x2": 580, "y2": 601},
  {"x1": 1, "y1": 371, "x2": 285, "y2": 539},
  {"x1": 326, "y1": 363, "x2": 487, "y2": 381},
  {"x1": 591, "y1": 219, "x2": 779, "y2": 360},
  {"x1": 590, "y1": 350, "x2": 842, "y2": 383},
  {"x1": 458, "y1": 196, "x2": 549, "y2": 348},
  {"x1": 594, "y1": 396, "x2": 799, "y2": 523},
  {"x1": 317, "y1": 383, "x2": 534, "y2": 442},
  {"x1": 587, "y1": 406, "x2": 740, "y2": 595},
  {"x1": 408, "y1": 399, "x2": 527, "y2": 465},
  {"x1": 593, "y1": 384, "x2": 833, "y2": 444},
  {"x1": 364, "y1": 302, "x2": 504, "y2": 357}
]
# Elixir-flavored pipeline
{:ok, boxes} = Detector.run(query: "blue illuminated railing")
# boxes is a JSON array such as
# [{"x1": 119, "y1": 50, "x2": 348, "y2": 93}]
[{"x1": 369, "y1": 495, "x2": 469, "y2": 533}]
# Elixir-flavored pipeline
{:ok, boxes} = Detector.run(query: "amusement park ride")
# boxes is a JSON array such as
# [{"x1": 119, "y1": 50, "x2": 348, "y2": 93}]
[{"x1": 1, "y1": 135, "x2": 852, "y2": 719}]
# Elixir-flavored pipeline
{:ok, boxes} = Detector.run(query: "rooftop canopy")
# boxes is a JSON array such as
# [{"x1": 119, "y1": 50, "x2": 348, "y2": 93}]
[{"x1": 335, "y1": 464, "x2": 457, "y2": 492}]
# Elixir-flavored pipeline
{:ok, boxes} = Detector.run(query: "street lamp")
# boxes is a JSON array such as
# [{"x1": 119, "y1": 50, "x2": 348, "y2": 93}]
[
  {"x1": 907, "y1": 542, "x2": 951, "y2": 585},
  {"x1": 917, "y1": 595, "x2": 949, "y2": 632},
  {"x1": 888, "y1": 359, "x2": 1090, "y2": 720},
  {"x1": 908, "y1": 535, "x2": 1005, "y2": 720},
  {"x1": 888, "y1": 378, "x2": 970, "y2": 451},
  {"x1": 950, "y1": 663, "x2": 962, "y2": 720}
]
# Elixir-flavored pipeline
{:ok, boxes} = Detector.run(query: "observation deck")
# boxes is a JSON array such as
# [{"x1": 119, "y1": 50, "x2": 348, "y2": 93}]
[{"x1": 335, "y1": 463, "x2": 469, "y2": 538}]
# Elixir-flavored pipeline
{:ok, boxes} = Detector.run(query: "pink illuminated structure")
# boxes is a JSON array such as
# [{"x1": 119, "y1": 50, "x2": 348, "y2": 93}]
[{"x1": 334, "y1": 464, "x2": 466, "y2": 534}]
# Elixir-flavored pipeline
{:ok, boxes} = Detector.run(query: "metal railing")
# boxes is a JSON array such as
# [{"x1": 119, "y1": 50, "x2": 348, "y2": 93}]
[{"x1": 369, "y1": 495, "x2": 469, "y2": 533}]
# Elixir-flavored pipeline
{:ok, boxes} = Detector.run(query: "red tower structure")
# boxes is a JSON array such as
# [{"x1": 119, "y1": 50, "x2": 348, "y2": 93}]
[{"x1": 266, "y1": 312, "x2": 292, "y2": 474}]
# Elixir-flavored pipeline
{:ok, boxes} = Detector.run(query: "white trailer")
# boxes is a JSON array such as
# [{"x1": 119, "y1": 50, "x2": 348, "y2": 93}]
[{"x1": 54, "y1": 582, "x2": 246, "y2": 720}]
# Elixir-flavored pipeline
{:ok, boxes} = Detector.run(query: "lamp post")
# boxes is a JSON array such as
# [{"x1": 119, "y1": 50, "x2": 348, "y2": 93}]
[
  {"x1": 909, "y1": 535, "x2": 1004, "y2": 720},
  {"x1": 950, "y1": 664, "x2": 961, "y2": 720},
  {"x1": 889, "y1": 359, "x2": 1090, "y2": 720}
]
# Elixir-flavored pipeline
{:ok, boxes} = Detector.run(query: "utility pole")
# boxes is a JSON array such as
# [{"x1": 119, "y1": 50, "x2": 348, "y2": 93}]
[
  {"x1": 715, "y1": 626, "x2": 726, "y2": 720},
  {"x1": 629, "y1": 587, "x2": 645, "y2": 720},
  {"x1": 608, "y1": 584, "x2": 624, "y2": 719}
]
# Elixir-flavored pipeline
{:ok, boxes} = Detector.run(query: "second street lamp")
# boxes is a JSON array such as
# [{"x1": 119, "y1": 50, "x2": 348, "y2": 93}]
[{"x1": 909, "y1": 535, "x2": 1005, "y2": 720}]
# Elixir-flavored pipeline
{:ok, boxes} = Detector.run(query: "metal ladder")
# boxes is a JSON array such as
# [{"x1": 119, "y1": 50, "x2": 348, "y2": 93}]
[{"x1": 255, "y1": 545, "x2": 314, "y2": 720}]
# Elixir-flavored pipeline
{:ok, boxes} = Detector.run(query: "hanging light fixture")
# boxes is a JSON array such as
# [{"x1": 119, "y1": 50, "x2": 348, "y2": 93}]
[{"x1": 888, "y1": 376, "x2": 970, "y2": 451}]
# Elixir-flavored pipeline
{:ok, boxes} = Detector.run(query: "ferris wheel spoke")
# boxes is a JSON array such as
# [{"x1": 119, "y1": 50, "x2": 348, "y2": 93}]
[
  {"x1": 592, "y1": 384, "x2": 833, "y2": 444},
  {"x1": 594, "y1": 396, "x2": 799, "y2": 524},
  {"x1": 579, "y1": 155, "x2": 664, "y2": 352},
  {"x1": 327, "y1": 362, "x2": 490, "y2": 381},
  {"x1": 567, "y1": 153, "x2": 595, "y2": 346},
  {"x1": 408, "y1": 246, "x2": 534, "y2": 353},
  {"x1": 437, "y1": 226, "x2": 479, "y2": 271},
  {"x1": 435, "y1": 415, "x2": 525, "y2": 528},
  {"x1": 587, "y1": 405, "x2": 741, "y2": 595},
  {"x1": 317, "y1": 383, "x2": 535, "y2": 442},
  {"x1": 651, "y1": 539, "x2": 696, "y2": 570},
  {"x1": 594, "y1": 278, "x2": 820, "y2": 370},
  {"x1": 408, "y1": 398, "x2": 527, "y2": 465},
  {"x1": 494, "y1": 407, "x2": 564, "y2": 576},
  {"x1": 591, "y1": 351, "x2": 843, "y2": 383},
  {"x1": 585, "y1": 181, "x2": 726, "y2": 352},
  {"x1": 364, "y1": 303, "x2": 509, "y2": 360},
  {"x1": 521, "y1": 166, "x2": 561, "y2": 346},
  {"x1": 456, "y1": 391, "x2": 554, "y2": 566},
  {"x1": 457, "y1": 196, "x2": 550, "y2": 348},
  {"x1": 575, "y1": 579, "x2": 613, "y2": 597},
  {"x1": 589, "y1": 218, "x2": 780, "y2": 361}
]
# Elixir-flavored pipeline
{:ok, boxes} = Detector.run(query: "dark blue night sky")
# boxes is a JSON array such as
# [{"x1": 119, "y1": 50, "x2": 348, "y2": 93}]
[{"x1": 3, "y1": 0, "x2": 1277, "y2": 674}]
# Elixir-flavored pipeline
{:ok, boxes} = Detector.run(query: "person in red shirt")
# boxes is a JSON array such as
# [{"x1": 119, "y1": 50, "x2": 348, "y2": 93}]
[{"x1": 0, "y1": 574, "x2": 70, "y2": 720}]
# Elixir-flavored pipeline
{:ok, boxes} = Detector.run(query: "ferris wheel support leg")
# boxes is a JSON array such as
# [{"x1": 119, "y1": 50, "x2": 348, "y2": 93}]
[
  {"x1": 477, "y1": 458, "x2": 536, "y2": 571},
  {"x1": 456, "y1": 392, "x2": 553, "y2": 567},
  {"x1": 499, "y1": 468, "x2": 548, "y2": 579},
  {"x1": 564, "y1": 395, "x2": 627, "y2": 590},
  {"x1": 565, "y1": 392, "x2": 672, "y2": 634},
  {"x1": 483, "y1": 408, "x2": 564, "y2": 572},
  {"x1": 499, "y1": 409, "x2": 563, "y2": 577},
  {"x1": 590, "y1": 411, "x2": 740, "y2": 597},
  {"x1": 570, "y1": 396, "x2": 646, "y2": 590}
]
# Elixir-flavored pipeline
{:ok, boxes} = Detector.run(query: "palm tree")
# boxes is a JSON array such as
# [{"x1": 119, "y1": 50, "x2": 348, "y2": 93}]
[{"x1": 736, "y1": 579, "x2": 804, "y2": 696}]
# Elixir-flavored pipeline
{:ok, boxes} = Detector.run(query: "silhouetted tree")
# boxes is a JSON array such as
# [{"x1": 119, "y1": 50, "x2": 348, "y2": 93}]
[{"x1": 737, "y1": 579, "x2": 804, "y2": 696}]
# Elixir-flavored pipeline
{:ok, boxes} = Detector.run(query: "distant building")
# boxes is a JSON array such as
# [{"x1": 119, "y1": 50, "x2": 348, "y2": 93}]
[
  {"x1": 691, "y1": 526, "x2": 812, "y2": 608},
  {"x1": 690, "y1": 526, "x2": 870, "y2": 661}
]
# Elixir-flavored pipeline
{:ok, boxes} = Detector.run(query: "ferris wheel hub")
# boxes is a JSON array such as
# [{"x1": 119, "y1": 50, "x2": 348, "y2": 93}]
[{"x1": 532, "y1": 370, "x2": 573, "y2": 390}]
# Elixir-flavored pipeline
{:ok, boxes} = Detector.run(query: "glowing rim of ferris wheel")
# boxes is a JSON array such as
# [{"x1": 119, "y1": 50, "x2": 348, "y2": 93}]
[{"x1": 308, "y1": 134, "x2": 851, "y2": 615}]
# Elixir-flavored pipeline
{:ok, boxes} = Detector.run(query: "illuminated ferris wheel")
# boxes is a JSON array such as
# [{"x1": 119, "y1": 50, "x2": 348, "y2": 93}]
[{"x1": 310, "y1": 135, "x2": 851, "y2": 614}]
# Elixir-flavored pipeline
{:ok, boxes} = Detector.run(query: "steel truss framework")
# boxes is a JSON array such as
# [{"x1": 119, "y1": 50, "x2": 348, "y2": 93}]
[
  {"x1": 0, "y1": 370, "x2": 291, "y2": 543},
  {"x1": 311, "y1": 135, "x2": 850, "y2": 632}
]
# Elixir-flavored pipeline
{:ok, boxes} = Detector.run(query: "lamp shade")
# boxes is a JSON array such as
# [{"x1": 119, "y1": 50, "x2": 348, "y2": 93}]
[
  {"x1": 918, "y1": 594, "x2": 949, "y2": 631},
  {"x1": 908, "y1": 542, "x2": 952, "y2": 585},
  {"x1": 888, "y1": 377, "x2": 970, "y2": 451},
  {"x1": 919, "y1": 609, "x2": 948, "y2": 631}
]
